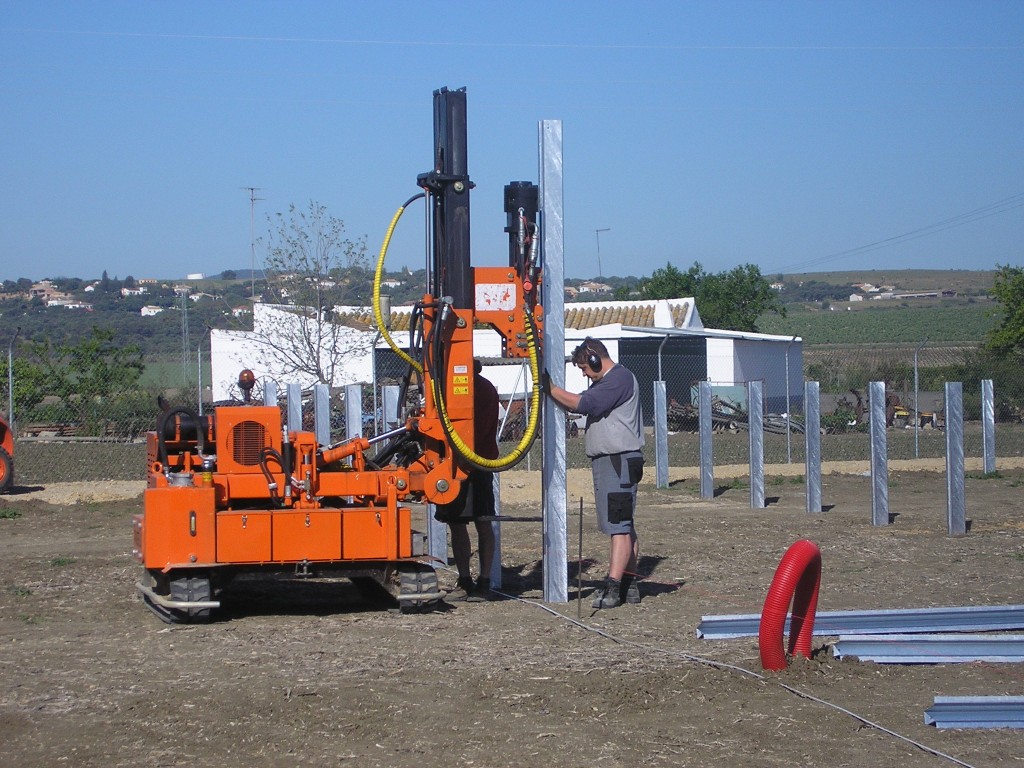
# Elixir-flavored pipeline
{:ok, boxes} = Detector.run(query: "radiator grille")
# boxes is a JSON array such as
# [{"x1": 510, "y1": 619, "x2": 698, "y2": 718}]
[{"x1": 231, "y1": 420, "x2": 266, "y2": 466}]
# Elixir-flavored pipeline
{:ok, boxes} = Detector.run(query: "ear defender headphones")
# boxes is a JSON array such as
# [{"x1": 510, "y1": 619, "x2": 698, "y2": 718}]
[{"x1": 581, "y1": 339, "x2": 602, "y2": 372}]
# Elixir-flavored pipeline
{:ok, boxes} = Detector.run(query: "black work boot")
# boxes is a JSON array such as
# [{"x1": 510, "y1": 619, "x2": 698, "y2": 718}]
[
  {"x1": 621, "y1": 574, "x2": 641, "y2": 604},
  {"x1": 466, "y1": 577, "x2": 491, "y2": 602},
  {"x1": 591, "y1": 577, "x2": 622, "y2": 609},
  {"x1": 447, "y1": 576, "x2": 475, "y2": 601}
]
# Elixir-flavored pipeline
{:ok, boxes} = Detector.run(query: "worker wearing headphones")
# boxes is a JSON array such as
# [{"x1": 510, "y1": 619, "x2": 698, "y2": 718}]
[{"x1": 544, "y1": 337, "x2": 645, "y2": 608}]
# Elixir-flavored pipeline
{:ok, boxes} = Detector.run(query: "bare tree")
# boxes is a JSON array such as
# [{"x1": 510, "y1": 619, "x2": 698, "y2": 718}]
[{"x1": 250, "y1": 201, "x2": 375, "y2": 387}]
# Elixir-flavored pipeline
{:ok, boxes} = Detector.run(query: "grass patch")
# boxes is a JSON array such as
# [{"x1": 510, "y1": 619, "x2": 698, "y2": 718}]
[
  {"x1": 49, "y1": 556, "x2": 76, "y2": 567},
  {"x1": 967, "y1": 470, "x2": 1003, "y2": 480},
  {"x1": 0, "y1": 508, "x2": 22, "y2": 520}
]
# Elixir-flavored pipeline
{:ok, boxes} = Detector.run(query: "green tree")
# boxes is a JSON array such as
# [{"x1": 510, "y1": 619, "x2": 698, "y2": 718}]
[
  {"x1": 638, "y1": 262, "x2": 699, "y2": 300},
  {"x1": 986, "y1": 264, "x2": 1024, "y2": 355},
  {"x1": 639, "y1": 261, "x2": 784, "y2": 332},
  {"x1": 27, "y1": 327, "x2": 145, "y2": 433},
  {"x1": 698, "y1": 264, "x2": 785, "y2": 332}
]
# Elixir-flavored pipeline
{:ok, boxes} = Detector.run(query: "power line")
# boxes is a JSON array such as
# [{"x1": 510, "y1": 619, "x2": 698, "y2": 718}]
[{"x1": 772, "y1": 192, "x2": 1024, "y2": 273}]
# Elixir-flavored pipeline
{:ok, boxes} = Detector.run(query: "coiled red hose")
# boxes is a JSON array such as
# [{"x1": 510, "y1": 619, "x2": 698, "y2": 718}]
[{"x1": 758, "y1": 539, "x2": 822, "y2": 671}]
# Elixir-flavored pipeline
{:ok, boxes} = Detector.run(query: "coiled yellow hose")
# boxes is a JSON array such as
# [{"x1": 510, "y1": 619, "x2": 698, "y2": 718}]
[{"x1": 374, "y1": 194, "x2": 543, "y2": 472}]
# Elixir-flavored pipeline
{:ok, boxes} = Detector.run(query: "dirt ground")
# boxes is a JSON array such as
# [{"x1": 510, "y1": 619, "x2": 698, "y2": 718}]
[{"x1": 2, "y1": 463, "x2": 1024, "y2": 768}]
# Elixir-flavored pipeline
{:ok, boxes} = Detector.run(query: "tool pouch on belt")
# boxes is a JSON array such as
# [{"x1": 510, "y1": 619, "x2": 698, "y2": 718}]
[{"x1": 607, "y1": 492, "x2": 634, "y2": 524}]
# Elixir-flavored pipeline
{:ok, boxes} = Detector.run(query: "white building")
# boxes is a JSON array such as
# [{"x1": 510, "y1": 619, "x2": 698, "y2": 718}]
[{"x1": 210, "y1": 297, "x2": 802, "y2": 415}]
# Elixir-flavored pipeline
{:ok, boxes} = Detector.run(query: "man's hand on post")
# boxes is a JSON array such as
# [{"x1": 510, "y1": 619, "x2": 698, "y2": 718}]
[{"x1": 539, "y1": 370, "x2": 551, "y2": 395}]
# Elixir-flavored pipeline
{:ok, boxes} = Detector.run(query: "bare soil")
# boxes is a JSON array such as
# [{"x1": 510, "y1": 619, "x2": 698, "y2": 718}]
[{"x1": 2, "y1": 464, "x2": 1024, "y2": 768}]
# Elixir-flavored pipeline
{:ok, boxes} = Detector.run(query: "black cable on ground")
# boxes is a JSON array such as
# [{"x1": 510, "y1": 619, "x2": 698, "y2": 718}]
[{"x1": 492, "y1": 589, "x2": 977, "y2": 768}]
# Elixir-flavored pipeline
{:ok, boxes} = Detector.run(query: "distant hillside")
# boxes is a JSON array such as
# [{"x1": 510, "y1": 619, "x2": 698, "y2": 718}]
[{"x1": 776, "y1": 268, "x2": 995, "y2": 296}]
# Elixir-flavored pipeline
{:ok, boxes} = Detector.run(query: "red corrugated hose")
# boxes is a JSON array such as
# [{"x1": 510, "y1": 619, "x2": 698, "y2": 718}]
[{"x1": 758, "y1": 539, "x2": 822, "y2": 671}]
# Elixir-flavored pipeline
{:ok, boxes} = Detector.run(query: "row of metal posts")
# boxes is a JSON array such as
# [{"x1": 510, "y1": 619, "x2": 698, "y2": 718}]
[{"x1": 653, "y1": 378, "x2": 998, "y2": 536}]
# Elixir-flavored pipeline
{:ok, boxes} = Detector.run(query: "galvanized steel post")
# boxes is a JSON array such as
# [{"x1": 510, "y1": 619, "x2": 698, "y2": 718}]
[
  {"x1": 804, "y1": 380, "x2": 822, "y2": 513},
  {"x1": 654, "y1": 380, "x2": 668, "y2": 489},
  {"x1": 869, "y1": 381, "x2": 889, "y2": 526},
  {"x1": 982, "y1": 379, "x2": 996, "y2": 475},
  {"x1": 288, "y1": 382, "x2": 303, "y2": 434},
  {"x1": 748, "y1": 379, "x2": 765, "y2": 508},
  {"x1": 945, "y1": 381, "x2": 966, "y2": 536},
  {"x1": 263, "y1": 379, "x2": 277, "y2": 408},
  {"x1": 313, "y1": 383, "x2": 331, "y2": 446},
  {"x1": 344, "y1": 384, "x2": 362, "y2": 441},
  {"x1": 540, "y1": 118, "x2": 568, "y2": 603},
  {"x1": 699, "y1": 380, "x2": 713, "y2": 499}
]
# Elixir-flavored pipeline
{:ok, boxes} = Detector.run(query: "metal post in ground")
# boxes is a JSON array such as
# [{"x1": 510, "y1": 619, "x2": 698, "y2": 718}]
[
  {"x1": 982, "y1": 379, "x2": 996, "y2": 475},
  {"x1": 748, "y1": 379, "x2": 765, "y2": 509},
  {"x1": 344, "y1": 384, "x2": 362, "y2": 442},
  {"x1": 869, "y1": 381, "x2": 889, "y2": 527},
  {"x1": 313, "y1": 383, "x2": 330, "y2": 446},
  {"x1": 654, "y1": 380, "x2": 668, "y2": 489},
  {"x1": 288, "y1": 382, "x2": 303, "y2": 434},
  {"x1": 489, "y1": 474, "x2": 502, "y2": 589},
  {"x1": 805, "y1": 380, "x2": 822, "y2": 514},
  {"x1": 699, "y1": 380, "x2": 714, "y2": 499},
  {"x1": 539, "y1": 118, "x2": 568, "y2": 603},
  {"x1": 946, "y1": 382, "x2": 966, "y2": 536}
]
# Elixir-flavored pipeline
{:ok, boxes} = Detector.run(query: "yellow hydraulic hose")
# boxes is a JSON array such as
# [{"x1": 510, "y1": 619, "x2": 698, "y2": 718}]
[
  {"x1": 434, "y1": 305, "x2": 544, "y2": 472},
  {"x1": 373, "y1": 195, "x2": 424, "y2": 374},
  {"x1": 374, "y1": 192, "x2": 543, "y2": 472}
]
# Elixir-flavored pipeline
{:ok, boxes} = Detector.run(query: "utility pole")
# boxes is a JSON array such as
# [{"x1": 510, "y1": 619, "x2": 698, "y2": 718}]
[
  {"x1": 595, "y1": 227, "x2": 610, "y2": 278},
  {"x1": 7, "y1": 326, "x2": 20, "y2": 427},
  {"x1": 243, "y1": 187, "x2": 263, "y2": 300}
]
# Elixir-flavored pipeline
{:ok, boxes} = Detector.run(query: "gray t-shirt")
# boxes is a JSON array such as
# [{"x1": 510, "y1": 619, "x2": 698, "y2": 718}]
[{"x1": 576, "y1": 363, "x2": 645, "y2": 458}]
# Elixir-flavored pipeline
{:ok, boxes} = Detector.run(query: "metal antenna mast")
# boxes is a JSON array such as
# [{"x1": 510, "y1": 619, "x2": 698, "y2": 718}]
[
  {"x1": 243, "y1": 187, "x2": 263, "y2": 299},
  {"x1": 595, "y1": 227, "x2": 610, "y2": 278}
]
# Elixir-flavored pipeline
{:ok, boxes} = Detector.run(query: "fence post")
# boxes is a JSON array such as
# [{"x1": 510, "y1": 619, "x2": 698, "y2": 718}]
[
  {"x1": 869, "y1": 381, "x2": 889, "y2": 527},
  {"x1": 263, "y1": 379, "x2": 277, "y2": 408},
  {"x1": 699, "y1": 380, "x2": 713, "y2": 499},
  {"x1": 982, "y1": 379, "x2": 996, "y2": 475},
  {"x1": 382, "y1": 385, "x2": 401, "y2": 429},
  {"x1": 287, "y1": 382, "x2": 302, "y2": 433},
  {"x1": 748, "y1": 380, "x2": 765, "y2": 508},
  {"x1": 805, "y1": 380, "x2": 822, "y2": 514},
  {"x1": 313, "y1": 383, "x2": 330, "y2": 446},
  {"x1": 945, "y1": 382, "x2": 966, "y2": 536},
  {"x1": 344, "y1": 384, "x2": 362, "y2": 441},
  {"x1": 654, "y1": 380, "x2": 668, "y2": 489}
]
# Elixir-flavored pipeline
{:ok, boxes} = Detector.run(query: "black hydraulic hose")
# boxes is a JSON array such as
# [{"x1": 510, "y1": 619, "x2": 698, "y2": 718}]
[
  {"x1": 157, "y1": 406, "x2": 204, "y2": 475},
  {"x1": 259, "y1": 446, "x2": 284, "y2": 506}
]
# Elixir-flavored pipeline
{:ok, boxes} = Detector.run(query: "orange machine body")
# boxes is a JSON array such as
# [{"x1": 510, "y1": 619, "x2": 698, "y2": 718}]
[{"x1": 134, "y1": 403, "x2": 417, "y2": 573}]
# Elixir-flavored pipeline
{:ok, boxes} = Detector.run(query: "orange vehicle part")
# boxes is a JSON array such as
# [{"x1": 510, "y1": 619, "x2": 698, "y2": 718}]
[
  {"x1": 0, "y1": 414, "x2": 12, "y2": 494},
  {"x1": 134, "y1": 403, "x2": 433, "y2": 623}
]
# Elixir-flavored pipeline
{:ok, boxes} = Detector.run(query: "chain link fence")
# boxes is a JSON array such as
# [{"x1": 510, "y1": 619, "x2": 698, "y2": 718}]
[{"x1": 3, "y1": 339, "x2": 1023, "y2": 485}]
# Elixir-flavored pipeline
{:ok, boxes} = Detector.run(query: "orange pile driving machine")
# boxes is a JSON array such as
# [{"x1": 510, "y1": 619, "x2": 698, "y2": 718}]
[{"x1": 133, "y1": 87, "x2": 545, "y2": 622}]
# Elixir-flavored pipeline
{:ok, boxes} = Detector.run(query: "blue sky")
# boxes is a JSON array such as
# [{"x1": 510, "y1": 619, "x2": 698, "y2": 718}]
[{"x1": 2, "y1": 1, "x2": 1022, "y2": 284}]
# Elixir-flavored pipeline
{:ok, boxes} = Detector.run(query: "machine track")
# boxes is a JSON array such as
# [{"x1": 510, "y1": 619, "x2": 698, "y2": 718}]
[
  {"x1": 138, "y1": 570, "x2": 216, "y2": 624},
  {"x1": 395, "y1": 563, "x2": 443, "y2": 613}
]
